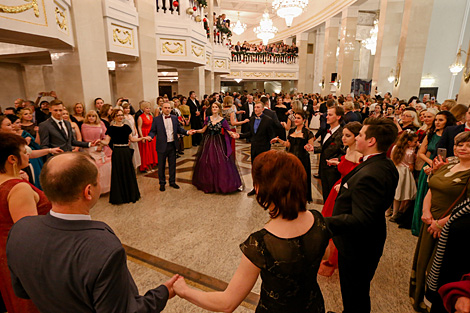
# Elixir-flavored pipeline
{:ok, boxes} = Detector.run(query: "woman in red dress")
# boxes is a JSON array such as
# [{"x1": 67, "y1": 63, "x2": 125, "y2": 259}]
[
  {"x1": 137, "y1": 101, "x2": 158, "y2": 173},
  {"x1": 319, "y1": 122, "x2": 362, "y2": 277},
  {"x1": 0, "y1": 132, "x2": 51, "y2": 313}
]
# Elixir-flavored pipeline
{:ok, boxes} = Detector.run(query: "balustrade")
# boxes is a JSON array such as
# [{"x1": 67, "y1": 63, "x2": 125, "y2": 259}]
[
  {"x1": 156, "y1": 0, "x2": 179, "y2": 14},
  {"x1": 231, "y1": 51, "x2": 298, "y2": 64}
]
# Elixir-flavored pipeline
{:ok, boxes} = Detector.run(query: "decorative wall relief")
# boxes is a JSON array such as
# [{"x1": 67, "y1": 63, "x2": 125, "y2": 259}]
[
  {"x1": 111, "y1": 24, "x2": 134, "y2": 49},
  {"x1": 0, "y1": 0, "x2": 39, "y2": 17},
  {"x1": 0, "y1": 0, "x2": 47, "y2": 26},
  {"x1": 191, "y1": 43, "x2": 204, "y2": 59},
  {"x1": 54, "y1": 7, "x2": 66, "y2": 31},
  {"x1": 161, "y1": 39, "x2": 186, "y2": 56}
]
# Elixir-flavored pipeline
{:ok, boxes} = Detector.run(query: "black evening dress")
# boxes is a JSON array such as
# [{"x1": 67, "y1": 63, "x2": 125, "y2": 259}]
[
  {"x1": 240, "y1": 210, "x2": 329, "y2": 313},
  {"x1": 287, "y1": 127, "x2": 314, "y2": 202},
  {"x1": 106, "y1": 125, "x2": 140, "y2": 204}
]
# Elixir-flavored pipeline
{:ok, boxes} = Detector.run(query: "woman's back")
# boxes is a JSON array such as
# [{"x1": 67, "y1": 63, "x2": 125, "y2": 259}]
[{"x1": 240, "y1": 210, "x2": 329, "y2": 313}]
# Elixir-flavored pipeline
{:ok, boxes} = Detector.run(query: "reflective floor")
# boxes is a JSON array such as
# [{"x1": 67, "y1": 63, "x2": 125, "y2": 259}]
[{"x1": 90, "y1": 140, "x2": 417, "y2": 312}]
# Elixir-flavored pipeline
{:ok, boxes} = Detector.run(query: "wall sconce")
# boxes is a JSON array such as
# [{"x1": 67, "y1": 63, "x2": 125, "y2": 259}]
[
  {"x1": 394, "y1": 63, "x2": 401, "y2": 87},
  {"x1": 387, "y1": 68, "x2": 395, "y2": 83},
  {"x1": 333, "y1": 75, "x2": 341, "y2": 89},
  {"x1": 449, "y1": 46, "x2": 470, "y2": 83},
  {"x1": 319, "y1": 77, "x2": 325, "y2": 89},
  {"x1": 107, "y1": 61, "x2": 116, "y2": 71}
]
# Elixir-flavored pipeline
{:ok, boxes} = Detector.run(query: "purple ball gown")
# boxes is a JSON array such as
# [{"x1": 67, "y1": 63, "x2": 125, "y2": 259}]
[{"x1": 192, "y1": 117, "x2": 242, "y2": 193}]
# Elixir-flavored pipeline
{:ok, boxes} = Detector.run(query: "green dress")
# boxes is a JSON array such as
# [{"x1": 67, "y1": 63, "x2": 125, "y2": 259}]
[
  {"x1": 411, "y1": 134, "x2": 441, "y2": 236},
  {"x1": 409, "y1": 164, "x2": 470, "y2": 312}
]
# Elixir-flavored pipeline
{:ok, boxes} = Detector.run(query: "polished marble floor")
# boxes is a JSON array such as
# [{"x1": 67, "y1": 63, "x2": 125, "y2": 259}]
[{"x1": 90, "y1": 140, "x2": 417, "y2": 313}]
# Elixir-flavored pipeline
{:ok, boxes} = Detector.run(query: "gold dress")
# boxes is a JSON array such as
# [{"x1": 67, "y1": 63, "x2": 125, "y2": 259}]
[{"x1": 179, "y1": 104, "x2": 192, "y2": 149}]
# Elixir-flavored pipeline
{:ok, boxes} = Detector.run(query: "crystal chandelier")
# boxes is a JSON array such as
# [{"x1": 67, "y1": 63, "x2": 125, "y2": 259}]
[
  {"x1": 231, "y1": 12, "x2": 247, "y2": 36},
  {"x1": 254, "y1": 10, "x2": 278, "y2": 45},
  {"x1": 387, "y1": 68, "x2": 395, "y2": 83},
  {"x1": 362, "y1": 20, "x2": 378, "y2": 55},
  {"x1": 449, "y1": 48, "x2": 465, "y2": 75},
  {"x1": 272, "y1": 0, "x2": 308, "y2": 27}
]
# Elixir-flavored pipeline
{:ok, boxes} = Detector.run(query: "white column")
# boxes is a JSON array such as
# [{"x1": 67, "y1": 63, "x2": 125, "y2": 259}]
[{"x1": 313, "y1": 26, "x2": 325, "y2": 94}]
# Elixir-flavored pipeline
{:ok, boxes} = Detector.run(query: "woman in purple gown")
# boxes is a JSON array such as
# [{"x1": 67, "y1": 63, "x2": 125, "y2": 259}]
[{"x1": 192, "y1": 102, "x2": 242, "y2": 193}]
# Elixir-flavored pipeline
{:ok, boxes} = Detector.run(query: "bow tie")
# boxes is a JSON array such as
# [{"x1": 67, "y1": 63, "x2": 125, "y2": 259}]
[
  {"x1": 327, "y1": 129, "x2": 332, "y2": 134},
  {"x1": 255, "y1": 116, "x2": 261, "y2": 120},
  {"x1": 164, "y1": 115, "x2": 171, "y2": 119}
]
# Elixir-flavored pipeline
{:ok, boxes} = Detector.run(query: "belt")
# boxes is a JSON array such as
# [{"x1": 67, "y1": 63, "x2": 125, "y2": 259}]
[{"x1": 113, "y1": 144, "x2": 129, "y2": 147}]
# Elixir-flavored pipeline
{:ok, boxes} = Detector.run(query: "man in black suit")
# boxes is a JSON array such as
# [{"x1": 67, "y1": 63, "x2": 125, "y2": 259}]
[
  {"x1": 241, "y1": 94, "x2": 255, "y2": 135},
  {"x1": 7, "y1": 153, "x2": 178, "y2": 313},
  {"x1": 188, "y1": 91, "x2": 202, "y2": 146},
  {"x1": 39, "y1": 100, "x2": 94, "y2": 154},
  {"x1": 343, "y1": 101, "x2": 361, "y2": 123},
  {"x1": 325, "y1": 118, "x2": 399, "y2": 313},
  {"x1": 316, "y1": 106, "x2": 345, "y2": 202},
  {"x1": 237, "y1": 102, "x2": 276, "y2": 196},
  {"x1": 260, "y1": 96, "x2": 284, "y2": 138},
  {"x1": 437, "y1": 106, "x2": 470, "y2": 157}
]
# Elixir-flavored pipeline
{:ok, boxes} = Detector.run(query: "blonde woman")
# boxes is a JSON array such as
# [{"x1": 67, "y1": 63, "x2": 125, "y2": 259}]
[
  {"x1": 81, "y1": 110, "x2": 112, "y2": 193},
  {"x1": 179, "y1": 96, "x2": 192, "y2": 149},
  {"x1": 71, "y1": 102, "x2": 85, "y2": 129},
  {"x1": 283, "y1": 99, "x2": 304, "y2": 130},
  {"x1": 18, "y1": 107, "x2": 38, "y2": 140}
]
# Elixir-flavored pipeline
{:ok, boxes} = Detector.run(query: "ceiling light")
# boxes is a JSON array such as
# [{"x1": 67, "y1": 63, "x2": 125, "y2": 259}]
[
  {"x1": 362, "y1": 20, "x2": 378, "y2": 56},
  {"x1": 231, "y1": 12, "x2": 247, "y2": 36},
  {"x1": 234, "y1": 79, "x2": 243, "y2": 83},
  {"x1": 162, "y1": 71, "x2": 168, "y2": 76},
  {"x1": 254, "y1": 10, "x2": 278, "y2": 45},
  {"x1": 272, "y1": 0, "x2": 308, "y2": 27},
  {"x1": 107, "y1": 61, "x2": 116, "y2": 71},
  {"x1": 449, "y1": 48, "x2": 465, "y2": 75}
]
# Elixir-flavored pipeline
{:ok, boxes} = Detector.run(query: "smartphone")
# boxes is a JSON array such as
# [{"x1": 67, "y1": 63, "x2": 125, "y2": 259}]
[
  {"x1": 437, "y1": 148, "x2": 447, "y2": 159},
  {"x1": 431, "y1": 96, "x2": 435, "y2": 101}
]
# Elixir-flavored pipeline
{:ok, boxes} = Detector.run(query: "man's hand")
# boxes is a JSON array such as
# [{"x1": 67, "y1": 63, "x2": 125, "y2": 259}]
[
  {"x1": 19, "y1": 170, "x2": 29, "y2": 181},
  {"x1": 50, "y1": 91, "x2": 57, "y2": 98},
  {"x1": 231, "y1": 132, "x2": 240, "y2": 139},
  {"x1": 173, "y1": 276, "x2": 189, "y2": 298},
  {"x1": 90, "y1": 140, "x2": 100, "y2": 147},
  {"x1": 455, "y1": 296, "x2": 470, "y2": 313},
  {"x1": 50, "y1": 147, "x2": 64, "y2": 155},
  {"x1": 163, "y1": 274, "x2": 180, "y2": 299},
  {"x1": 195, "y1": 111, "x2": 201, "y2": 116},
  {"x1": 144, "y1": 136, "x2": 152, "y2": 141}
]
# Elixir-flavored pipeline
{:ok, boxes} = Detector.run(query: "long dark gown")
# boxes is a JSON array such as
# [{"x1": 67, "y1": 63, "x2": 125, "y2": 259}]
[
  {"x1": 240, "y1": 210, "x2": 330, "y2": 313},
  {"x1": 192, "y1": 117, "x2": 242, "y2": 193},
  {"x1": 106, "y1": 125, "x2": 140, "y2": 204},
  {"x1": 287, "y1": 127, "x2": 314, "y2": 202}
]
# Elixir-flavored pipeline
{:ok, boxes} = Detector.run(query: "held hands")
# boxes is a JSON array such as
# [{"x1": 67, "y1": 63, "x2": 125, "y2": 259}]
[
  {"x1": 187, "y1": 130, "x2": 197, "y2": 136},
  {"x1": 195, "y1": 111, "x2": 201, "y2": 116},
  {"x1": 231, "y1": 132, "x2": 240, "y2": 139},
  {"x1": 270, "y1": 137, "x2": 279, "y2": 144},
  {"x1": 144, "y1": 136, "x2": 153, "y2": 141},
  {"x1": 163, "y1": 274, "x2": 180, "y2": 299},
  {"x1": 243, "y1": 119, "x2": 250, "y2": 124},
  {"x1": 90, "y1": 140, "x2": 101, "y2": 147},
  {"x1": 326, "y1": 158, "x2": 339, "y2": 166},
  {"x1": 173, "y1": 276, "x2": 190, "y2": 298},
  {"x1": 304, "y1": 143, "x2": 314, "y2": 152}
]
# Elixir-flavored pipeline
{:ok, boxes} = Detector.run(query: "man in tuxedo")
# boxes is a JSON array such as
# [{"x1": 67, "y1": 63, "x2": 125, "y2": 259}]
[
  {"x1": 241, "y1": 95, "x2": 255, "y2": 135},
  {"x1": 316, "y1": 106, "x2": 345, "y2": 202},
  {"x1": 437, "y1": 105, "x2": 470, "y2": 157},
  {"x1": 188, "y1": 91, "x2": 202, "y2": 146},
  {"x1": 260, "y1": 96, "x2": 284, "y2": 138},
  {"x1": 146, "y1": 102, "x2": 195, "y2": 191},
  {"x1": 238, "y1": 102, "x2": 276, "y2": 196},
  {"x1": 7, "y1": 153, "x2": 178, "y2": 313},
  {"x1": 39, "y1": 100, "x2": 93, "y2": 154},
  {"x1": 325, "y1": 118, "x2": 399, "y2": 313}
]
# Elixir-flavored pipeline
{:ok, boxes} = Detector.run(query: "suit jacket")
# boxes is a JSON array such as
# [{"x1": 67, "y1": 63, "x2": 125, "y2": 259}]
[
  {"x1": 262, "y1": 108, "x2": 283, "y2": 136},
  {"x1": 39, "y1": 118, "x2": 88, "y2": 152},
  {"x1": 437, "y1": 124, "x2": 465, "y2": 157},
  {"x1": 148, "y1": 115, "x2": 188, "y2": 154},
  {"x1": 6, "y1": 213, "x2": 169, "y2": 313},
  {"x1": 317, "y1": 126, "x2": 344, "y2": 175},
  {"x1": 240, "y1": 114, "x2": 275, "y2": 151},
  {"x1": 325, "y1": 154, "x2": 399, "y2": 257},
  {"x1": 188, "y1": 98, "x2": 202, "y2": 127},
  {"x1": 343, "y1": 111, "x2": 361, "y2": 123},
  {"x1": 134, "y1": 109, "x2": 143, "y2": 129},
  {"x1": 241, "y1": 101, "x2": 255, "y2": 120}
]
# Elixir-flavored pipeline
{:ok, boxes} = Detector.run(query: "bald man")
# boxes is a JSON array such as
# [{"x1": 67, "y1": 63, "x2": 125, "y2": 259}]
[{"x1": 7, "y1": 153, "x2": 178, "y2": 313}]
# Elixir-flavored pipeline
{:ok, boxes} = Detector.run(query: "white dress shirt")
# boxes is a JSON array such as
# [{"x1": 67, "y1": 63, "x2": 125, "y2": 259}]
[
  {"x1": 50, "y1": 210, "x2": 91, "y2": 221},
  {"x1": 163, "y1": 115, "x2": 174, "y2": 142},
  {"x1": 248, "y1": 102, "x2": 254, "y2": 116},
  {"x1": 323, "y1": 124, "x2": 340, "y2": 144},
  {"x1": 51, "y1": 116, "x2": 68, "y2": 137}
]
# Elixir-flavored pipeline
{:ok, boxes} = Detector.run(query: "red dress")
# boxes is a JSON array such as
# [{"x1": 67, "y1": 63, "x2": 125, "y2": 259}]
[
  {"x1": 138, "y1": 113, "x2": 158, "y2": 171},
  {"x1": 0, "y1": 179, "x2": 51, "y2": 313},
  {"x1": 319, "y1": 156, "x2": 359, "y2": 276}
]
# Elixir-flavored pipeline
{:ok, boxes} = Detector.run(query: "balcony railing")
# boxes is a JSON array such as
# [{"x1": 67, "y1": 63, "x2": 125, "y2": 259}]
[
  {"x1": 156, "y1": 0, "x2": 180, "y2": 14},
  {"x1": 231, "y1": 51, "x2": 298, "y2": 64}
]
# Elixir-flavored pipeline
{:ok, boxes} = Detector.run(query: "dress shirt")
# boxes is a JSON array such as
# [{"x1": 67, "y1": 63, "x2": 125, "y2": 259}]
[
  {"x1": 51, "y1": 116, "x2": 68, "y2": 137},
  {"x1": 163, "y1": 114, "x2": 174, "y2": 142},
  {"x1": 248, "y1": 102, "x2": 254, "y2": 116},
  {"x1": 323, "y1": 124, "x2": 340, "y2": 144},
  {"x1": 363, "y1": 153, "x2": 382, "y2": 162},
  {"x1": 254, "y1": 114, "x2": 263, "y2": 133},
  {"x1": 465, "y1": 122, "x2": 470, "y2": 131},
  {"x1": 50, "y1": 210, "x2": 91, "y2": 221}
]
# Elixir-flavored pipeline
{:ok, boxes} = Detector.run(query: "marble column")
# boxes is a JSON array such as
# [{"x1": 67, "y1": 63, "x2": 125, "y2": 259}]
[
  {"x1": 51, "y1": 0, "x2": 111, "y2": 111},
  {"x1": 392, "y1": 0, "x2": 435, "y2": 98},
  {"x1": 205, "y1": 71, "x2": 214, "y2": 95},
  {"x1": 372, "y1": 0, "x2": 405, "y2": 96},
  {"x1": 214, "y1": 74, "x2": 222, "y2": 93},
  {"x1": 178, "y1": 67, "x2": 205, "y2": 99},
  {"x1": 282, "y1": 81, "x2": 291, "y2": 93},
  {"x1": 22, "y1": 65, "x2": 46, "y2": 100},
  {"x1": 313, "y1": 26, "x2": 325, "y2": 94},
  {"x1": 337, "y1": 6, "x2": 358, "y2": 96},
  {"x1": 115, "y1": 0, "x2": 158, "y2": 106},
  {"x1": 321, "y1": 17, "x2": 340, "y2": 96},
  {"x1": 296, "y1": 32, "x2": 314, "y2": 94}
]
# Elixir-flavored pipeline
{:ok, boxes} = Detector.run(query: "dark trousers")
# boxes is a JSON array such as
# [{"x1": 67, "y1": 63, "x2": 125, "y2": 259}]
[
  {"x1": 337, "y1": 248, "x2": 383, "y2": 313},
  {"x1": 320, "y1": 166, "x2": 340, "y2": 202},
  {"x1": 158, "y1": 143, "x2": 176, "y2": 186},
  {"x1": 251, "y1": 145, "x2": 270, "y2": 164}
]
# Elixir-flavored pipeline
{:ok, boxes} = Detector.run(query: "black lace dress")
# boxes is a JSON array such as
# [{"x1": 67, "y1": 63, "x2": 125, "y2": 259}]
[
  {"x1": 240, "y1": 210, "x2": 330, "y2": 313},
  {"x1": 287, "y1": 127, "x2": 314, "y2": 201}
]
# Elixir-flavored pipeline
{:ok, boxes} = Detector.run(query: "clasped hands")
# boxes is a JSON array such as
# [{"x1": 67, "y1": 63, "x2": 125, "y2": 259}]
[
  {"x1": 422, "y1": 210, "x2": 442, "y2": 239},
  {"x1": 162, "y1": 274, "x2": 192, "y2": 299}
]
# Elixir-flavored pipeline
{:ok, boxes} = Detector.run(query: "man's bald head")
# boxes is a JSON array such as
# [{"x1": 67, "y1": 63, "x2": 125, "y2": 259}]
[{"x1": 40, "y1": 153, "x2": 98, "y2": 204}]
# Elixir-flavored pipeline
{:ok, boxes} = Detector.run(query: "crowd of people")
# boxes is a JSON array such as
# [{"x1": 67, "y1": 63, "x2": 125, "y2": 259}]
[
  {"x1": 1, "y1": 88, "x2": 470, "y2": 313},
  {"x1": 230, "y1": 41, "x2": 299, "y2": 63}
]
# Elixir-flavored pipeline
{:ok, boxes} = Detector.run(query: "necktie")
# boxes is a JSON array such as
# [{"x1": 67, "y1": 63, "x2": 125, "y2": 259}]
[
  {"x1": 58, "y1": 121, "x2": 67, "y2": 137},
  {"x1": 165, "y1": 115, "x2": 171, "y2": 119}
]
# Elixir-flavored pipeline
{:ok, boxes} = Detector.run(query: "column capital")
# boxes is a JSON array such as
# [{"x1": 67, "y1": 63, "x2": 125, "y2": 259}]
[
  {"x1": 341, "y1": 6, "x2": 359, "y2": 19},
  {"x1": 297, "y1": 32, "x2": 309, "y2": 41}
]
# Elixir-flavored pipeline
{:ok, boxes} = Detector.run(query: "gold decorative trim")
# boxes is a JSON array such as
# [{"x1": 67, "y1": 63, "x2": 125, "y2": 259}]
[
  {"x1": 275, "y1": 72, "x2": 295, "y2": 78},
  {"x1": 206, "y1": 55, "x2": 211, "y2": 65},
  {"x1": 0, "y1": 0, "x2": 39, "y2": 17},
  {"x1": 162, "y1": 41, "x2": 184, "y2": 54},
  {"x1": 191, "y1": 44, "x2": 204, "y2": 57},
  {"x1": 214, "y1": 60, "x2": 226, "y2": 68},
  {"x1": 113, "y1": 28, "x2": 132, "y2": 45},
  {"x1": 54, "y1": 7, "x2": 66, "y2": 30}
]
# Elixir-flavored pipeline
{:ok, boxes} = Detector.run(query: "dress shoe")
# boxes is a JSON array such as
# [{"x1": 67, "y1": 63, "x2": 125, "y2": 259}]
[
  {"x1": 247, "y1": 189, "x2": 256, "y2": 196},
  {"x1": 169, "y1": 183, "x2": 180, "y2": 189},
  {"x1": 159, "y1": 185, "x2": 165, "y2": 191},
  {"x1": 176, "y1": 155, "x2": 181, "y2": 159}
]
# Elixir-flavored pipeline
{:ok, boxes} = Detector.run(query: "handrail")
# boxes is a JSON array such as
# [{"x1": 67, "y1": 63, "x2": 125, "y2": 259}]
[
  {"x1": 156, "y1": 0, "x2": 179, "y2": 14},
  {"x1": 231, "y1": 51, "x2": 298, "y2": 64}
]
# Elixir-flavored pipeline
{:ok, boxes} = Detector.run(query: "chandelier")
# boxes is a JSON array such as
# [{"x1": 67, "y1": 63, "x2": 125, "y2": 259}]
[
  {"x1": 272, "y1": 0, "x2": 308, "y2": 27},
  {"x1": 254, "y1": 10, "x2": 278, "y2": 45},
  {"x1": 231, "y1": 12, "x2": 247, "y2": 36},
  {"x1": 387, "y1": 68, "x2": 395, "y2": 83},
  {"x1": 449, "y1": 48, "x2": 465, "y2": 75},
  {"x1": 362, "y1": 20, "x2": 378, "y2": 55}
]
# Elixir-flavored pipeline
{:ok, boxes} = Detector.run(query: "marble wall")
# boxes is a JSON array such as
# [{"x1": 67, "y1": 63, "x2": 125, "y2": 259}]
[{"x1": 0, "y1": 63, "x2": 26, "y2": 109}]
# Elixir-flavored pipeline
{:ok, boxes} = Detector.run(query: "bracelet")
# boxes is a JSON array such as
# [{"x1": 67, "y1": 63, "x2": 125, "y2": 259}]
[{"x1": 434, "y1": 219, "x2": 443, "y2": 230}]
